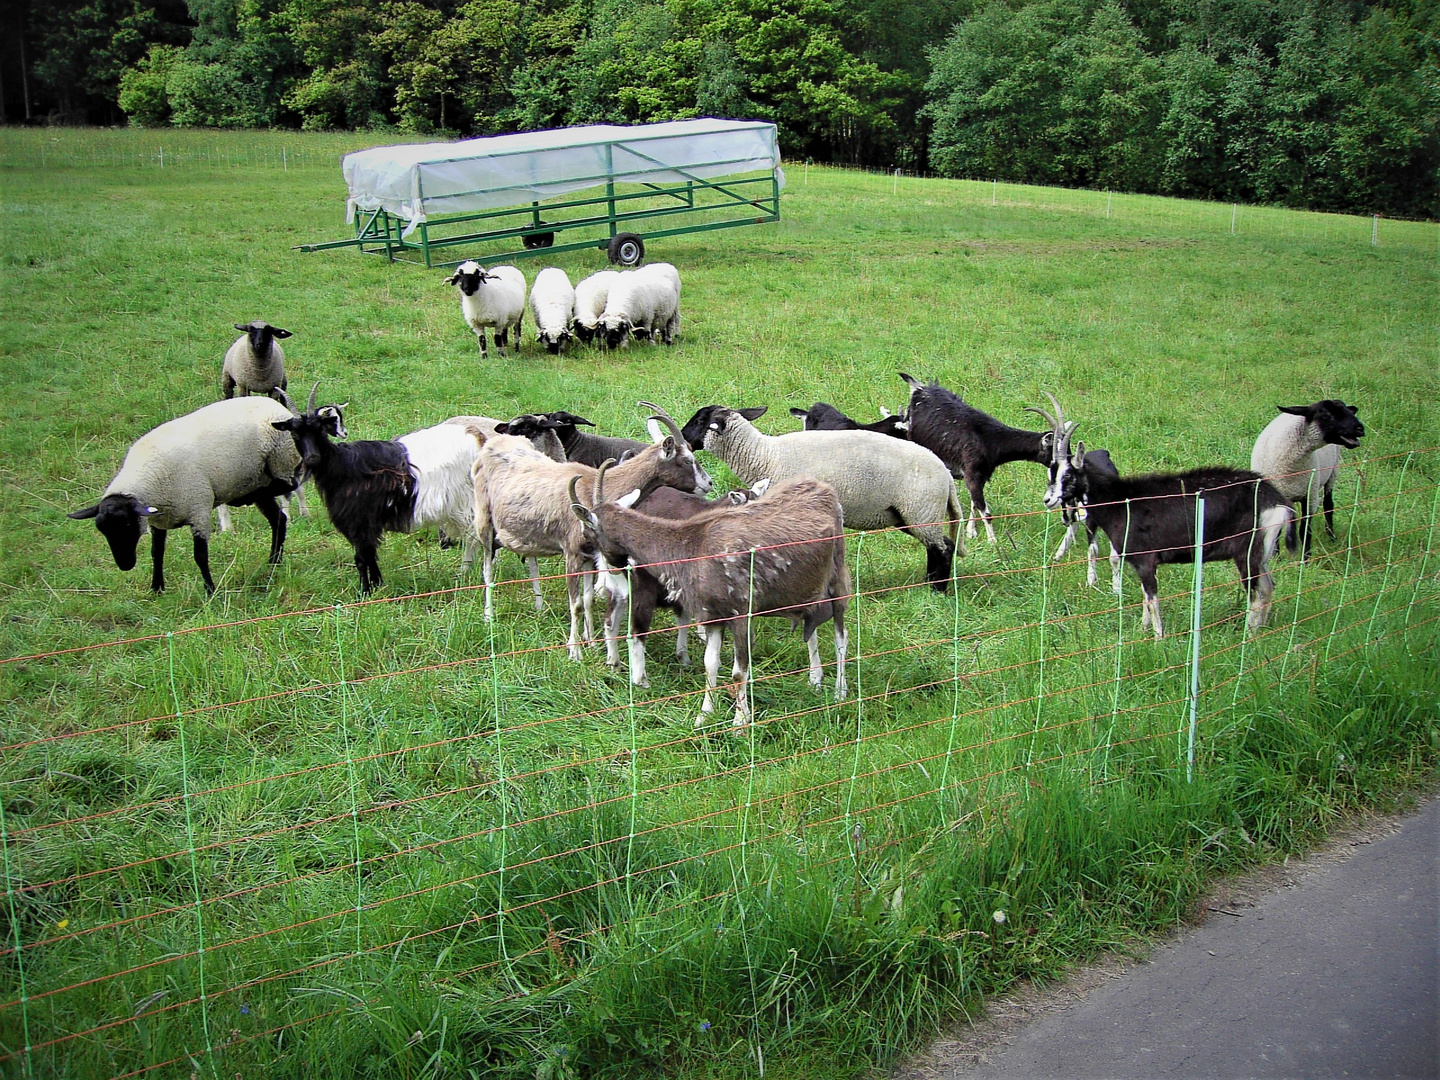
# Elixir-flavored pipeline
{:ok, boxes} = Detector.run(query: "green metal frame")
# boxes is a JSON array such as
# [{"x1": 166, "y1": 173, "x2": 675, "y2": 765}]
[{"x1": 298, "y1": 167, "x2": 781, "y2": 268}]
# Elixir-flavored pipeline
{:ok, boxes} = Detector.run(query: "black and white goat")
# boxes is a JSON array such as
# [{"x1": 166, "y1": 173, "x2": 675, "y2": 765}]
[
  {"x1": 272, "y1": 384, "x2": 482, "y2": 593},
  {"x1": 598, "y1": 479, "x2": 770, "y2": 686},
  {"x1": 1032, "y1": 395, "x2": 1295, "y2": 638},
  {"x1": 573, "y1": 465, "x2": 849, "y2": 727},
  {"x1": 899, "y1": 373, "x2": 1053, "y2": 544},
  {"x1": 1250, "y1": 400, "x2": 1365, "y2": 559},
  {"x1": 788, "y1": 402, "x2": 909, "y2": 438}
]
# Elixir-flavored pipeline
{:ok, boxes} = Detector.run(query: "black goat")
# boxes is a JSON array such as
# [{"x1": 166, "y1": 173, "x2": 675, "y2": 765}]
[
  {"x1": 542, "y1": 410, "x2": 649, "y2": 467},
  {"x1": 788, "y1": 402, "x2": 909, "y2": 439},
  {"x1": 899, "y1": 373, "x2": 1051, "y2": 544},
  {"x1": 1048, "y1": 446, "x2": 1122, "y2": 590},
  {"x1": 1032, "y1": 395, "x2": 1295, "y2": 638}
]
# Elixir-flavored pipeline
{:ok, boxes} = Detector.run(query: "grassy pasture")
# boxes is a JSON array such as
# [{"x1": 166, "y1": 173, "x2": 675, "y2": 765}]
[{"x1": 0, "y1": 129, "x2": 1437, "y2": 1080}]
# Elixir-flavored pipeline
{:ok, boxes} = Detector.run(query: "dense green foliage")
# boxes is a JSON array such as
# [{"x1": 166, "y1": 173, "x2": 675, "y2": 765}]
[
  {"x1": 10, "y1": 0, "x2": 1437, "y2": 214},
  {"x1": 0, "y1": 129, "x2": 1437, "y2": 1078}
]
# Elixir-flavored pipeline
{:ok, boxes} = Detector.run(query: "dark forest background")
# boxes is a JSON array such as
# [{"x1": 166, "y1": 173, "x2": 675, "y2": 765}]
[{"x1": 3, "y1": 0, "x2": 1435, "y2": 216}]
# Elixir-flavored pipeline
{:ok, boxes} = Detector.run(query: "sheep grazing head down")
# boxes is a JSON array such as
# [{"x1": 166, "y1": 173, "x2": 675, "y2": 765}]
[
  {"x1": 444, "y1": 261, "x2": 489, "y2": 297},
  {"x1": 1277, "y1": 400, "x2": 1364, "y2": 449},
  {"x1": 679, "y1": 405, "x2": 770, "y2": 452},
  {"x1": 234, "y1": 320, "x2": 292, "y2": 356},
  {"x1": 68, "y1": 494, "x2": 158, "y2": 571},
  {"x1": 538, "y1": 328, "x2": 572, "y2": 355}
]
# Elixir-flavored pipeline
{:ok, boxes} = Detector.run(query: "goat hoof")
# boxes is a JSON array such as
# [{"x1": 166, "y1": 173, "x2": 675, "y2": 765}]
[{"x1": 567, "y1": 646, "x2": 583, "y2": 662}]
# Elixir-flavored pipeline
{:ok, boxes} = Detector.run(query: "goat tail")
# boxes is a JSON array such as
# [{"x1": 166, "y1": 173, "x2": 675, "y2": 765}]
[
  {"x1": 459, "y1": 422, "x2": 489, "y2": 446},
  {"x1": 1261, "y1": 505, "x2": 1294, "y2": 562}
]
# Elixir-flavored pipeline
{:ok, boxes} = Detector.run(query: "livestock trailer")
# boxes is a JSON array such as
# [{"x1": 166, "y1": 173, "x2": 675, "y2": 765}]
[{"x1": 298, "y1": 119, "x2": 784, "y2": 268}]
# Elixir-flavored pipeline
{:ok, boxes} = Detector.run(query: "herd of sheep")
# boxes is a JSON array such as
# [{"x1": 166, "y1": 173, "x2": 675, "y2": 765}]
[{"x1": 66, "y1": 258, "x2": 1366, "y2": 726}]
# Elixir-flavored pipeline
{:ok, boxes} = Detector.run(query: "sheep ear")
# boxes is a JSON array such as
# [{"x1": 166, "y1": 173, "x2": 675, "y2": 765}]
[
  {"x1": 617, "y1": 489, "x2": 642, "y2": 509},
  {"x1": 272, "y1": 327, "x2": 293, "y2": 339},
  {"x1": 68, "y1": 503, "x2": 102, "y2": 520},
  {"x1": 738, "y1": 407, "x2": 768, "y2": 421},
  {"x1": 271, "y1": 418, "x2": 298, "y2": 431},
  {"x1": 1347, "y1": 404, "x2": 1359, "y2": 415},
  {"x1": 1276, "y1": 405, "x2": 1313, "y2": 418},
  {"x1": 443, "y1": 273, "x2": 458, "y2": 286},
  {"x1": 495, "y1": 422, "x2": 510, "y2": 434},
  {"x1": 788, "y1": 407, "x2": 807, "y2": 419},
  {"x1": 142, "y1": 506, "x2": 158, "y2": 515},
  {"x1": 234, "y1": 323, "x2": 248, "y2": 333}
]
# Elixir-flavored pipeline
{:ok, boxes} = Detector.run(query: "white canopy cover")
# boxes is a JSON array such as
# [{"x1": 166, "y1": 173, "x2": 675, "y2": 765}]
[{"x1": 343, "y1": 119, "x2": 783, "y2": 234}]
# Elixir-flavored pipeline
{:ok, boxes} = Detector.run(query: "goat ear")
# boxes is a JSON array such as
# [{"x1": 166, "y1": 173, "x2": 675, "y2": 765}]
[
  {"x1": 271, "y1": 419, "x2": 297, "y2": 431},
  {"x1": 738, "y1": 407, "x2": 768, "y2": 421},
  {"x1": 752, "y1": 478, "x2": 771, "y2": 496},
  {"x1": 659, "y1": 435, "x2": 678, "y2": 457},
  {"x1": 617, "y1": 489, "x2": 642, "y2": 509},
  {"x1": 1276, "y1": 405, "x2": 1313, "y2": 418},
  {"x1": 898, "y1": 372, "x2": 923, "y2": 390},
  {"x1": 646, "y1": 418, "x2": 667, "y2": 444},
  {"x1": 571, "y1": 504, "x2": 599, "y2": 530},
  {"x1": 68, "y1": 503, "x2": 102, "y2": 520},
  {"x1": 1347, "y1": 404, "x2": 1359, "y2": 415}
]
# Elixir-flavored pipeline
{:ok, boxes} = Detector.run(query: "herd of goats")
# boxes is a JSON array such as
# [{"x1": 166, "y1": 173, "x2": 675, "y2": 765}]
[{"x1": 66, "y1": 261, "x2": 1367, "y2": 726}]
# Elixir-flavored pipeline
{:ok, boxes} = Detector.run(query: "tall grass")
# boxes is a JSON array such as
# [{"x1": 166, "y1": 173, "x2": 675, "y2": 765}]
[{"x1": 0, "y1": 129, "x2": 1436, "y2": 1079}]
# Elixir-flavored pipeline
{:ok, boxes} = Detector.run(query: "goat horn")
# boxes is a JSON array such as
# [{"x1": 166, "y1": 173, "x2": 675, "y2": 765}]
[
  {"x1": 638, "y1": 400, "x2": 683, "y2": 444},
  {"x1": 306, "y1": 380, "x2": 320, "y2": 413},
  {"x1": 1023, "y1": 404, "x2": 1057, "y2": 430},
  {"x1": 568, "y1": 474, "x2": 582, "y2": 510},
  {"x1": 594, "y1": 458, "x2": 616, "y2": 505}
]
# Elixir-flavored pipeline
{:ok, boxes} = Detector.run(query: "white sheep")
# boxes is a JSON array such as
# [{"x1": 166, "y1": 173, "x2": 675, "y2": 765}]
[
  {"x1": 1250, "y1": 400, "x2": 1365, "y2": 558},
  {"x1": 529, "y1": 268, "x2": 576, "y2": 354},
  {"x1": 445, "y1": 261, "x2": 526, "y2": 359},
  {"x1": 222, "y1": 320, "x2": 292, "y2": 401},
  {"x1": 68, "y1": 397, "x2": 304, "y2": 594},
  {"x1": 599, "y1": 265, "x2": 681, "y2": 349},
  {"x1": 573, "y1": 270, "x2": 620, "y2": 344}
]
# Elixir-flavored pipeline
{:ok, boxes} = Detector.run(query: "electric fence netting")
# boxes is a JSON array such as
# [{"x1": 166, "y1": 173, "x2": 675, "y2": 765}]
[{"x1": 1, "y1": 448, "x2": 1436, "y2": 1078}]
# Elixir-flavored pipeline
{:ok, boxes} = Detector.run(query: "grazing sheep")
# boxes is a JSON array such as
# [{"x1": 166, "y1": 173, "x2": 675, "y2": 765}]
[
  {"x1": 900, "y1": 373, "x2": 1053, "y2": 544},
  {"x1": 573, "y1": 270, "x2": 621, "y2": 344},
  {"x1": 473, "y1": 405, "x2": 712, "y2": 659},
  {"x1": 681, "y1": 404, "x2": 963, "y2": 590},
  {"x1": 1250, "y1": 400, "x2": 1365, "y2": 558},
  {"x1": 68, "y1": 397, "x2": 304, "y2": 594},
  {"x1": 599, "y1": 264, "x2": 681, "y2": 348},
  {"x1": 445, "y1": 261, "x2": 526, "y2": 358},
  {"x1": 539, "y1": 410, "x2": 649, "y2": 467},
  {"x1": 574, "y1": 466, "x2": 849, "y2": 727},
  {"x1": 271, "y1": 384, "x2": 485, "y2": 593},
  {"x1": 529, "y1": 268, "x2": 576, "y2": 354},
  {"x1": 789, "y1": 402, "x2": 909, "y2": 439},
  {"x1": 222, "y1": 320, "x2": 292, "y2": 401},
  {"x1": 1033, "y1": 394, "x2": 1294, "y2": 638}
]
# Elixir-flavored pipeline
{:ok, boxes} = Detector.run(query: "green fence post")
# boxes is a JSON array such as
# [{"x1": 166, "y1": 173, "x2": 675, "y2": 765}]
[{"x1": 1186, "y1": 497, "x2": 1205, "y2": 783}]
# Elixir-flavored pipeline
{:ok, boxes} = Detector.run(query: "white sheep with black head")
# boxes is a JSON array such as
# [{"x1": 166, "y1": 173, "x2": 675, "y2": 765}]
[
  {"x1": 445, "y1": 261, "x2": 526, "y2": 359},
  {"x1": 1250, "y1": 399, "x2": 1365, "y2": 558}
]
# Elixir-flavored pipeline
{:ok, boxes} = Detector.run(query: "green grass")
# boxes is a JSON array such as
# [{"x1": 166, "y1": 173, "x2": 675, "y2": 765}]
[{"x1": 1, "y1": 128, "x2": 1437, "y2": 1080}]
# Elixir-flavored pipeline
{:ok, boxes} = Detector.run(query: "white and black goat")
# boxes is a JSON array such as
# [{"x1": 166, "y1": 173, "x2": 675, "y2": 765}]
[
  {"x1": 540, "y1": 410, "x2": 651, "y2": 467},
  {"x1": 1032, "y1": 395, "x2": 1295, "y2": 638},
  {"x1": 899, "y1": 373, "x2": 1054, "y2": 544},
  {"x1": 789, "y1": 402, "x2": 909, "y2": 438},
  {"x1": 272, "y1": 384, "x2": 483, "y2": 593},
  {"x1": 573, "y1": 465, "x2": 849, "y2": 727},
  {"x1": 472, "y1": 405, "x2": 711, "y2": 660},
  {"x1": 598, "y1": 479, "x2": 770, "y2": 686},
  {"x1": 1250, "y1": 400, "x2": 1365, "y2": 559}
]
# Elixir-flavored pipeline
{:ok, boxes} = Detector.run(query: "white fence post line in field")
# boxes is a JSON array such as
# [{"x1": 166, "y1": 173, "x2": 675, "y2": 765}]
[
  {"x1": 1106, "y1": 188, "x2": 1112, "y2": 219},
  {"x1": 283, "y1": 147, "x2": 287, "y2": 171},
  {"x1": 992, "y1": 178, "x2": 997, "y2": 205},
  {"x1": 1231, "y1": 203, "x2": 1237, "y2": 234},
  {"x1": 1186, "y1": 495, "x2": 1205, "y2": 783},
  {"x1": 1372, "y1": 214, "x2": 1379, "y2": 246},
  {"x1": 158, "y1": 146, "x2": 163, "y2": 169},
  {"x1": 894, "y1": 168, "x2": 900, "y2": 195}
]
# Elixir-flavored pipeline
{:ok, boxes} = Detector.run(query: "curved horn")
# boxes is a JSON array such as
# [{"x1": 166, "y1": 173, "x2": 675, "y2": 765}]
[
  {"x1": 1023, "y1": 404, "x2": 1057, "y2": 430},
  {"x1": 306, "y1": 380, "x2": 320, "y2": 413},
  {"x1": 637, "y1": 400, "x2": 683, "y2": 444},
  {"x1": 594, "y1": 458, "x2": 616, "y2": 505},
  {"x1": 1042, "y1": 391, "x2": 1066, "y2": 432},
  {"x1": 568, "y1": 474, "x2": 582, "y2": 509}
]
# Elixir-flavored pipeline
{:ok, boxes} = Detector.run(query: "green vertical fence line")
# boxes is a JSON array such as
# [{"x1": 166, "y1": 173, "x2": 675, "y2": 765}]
[
  {"x1": 1404, "y1": 479, "x2": 1440, "y2": 632},
  {"x1": 843, "y1": 533, "x2": 865, "y2": 864},
  {"x1": 166, "y1": 633, "x2": 217, "y2": 1076},
  {"x1": 1186, "y1": 496, "x2": 1205, "y2": 783},
  {"x1": 937, "y1": 525, "x2": 964, "y2": 808},
  {"x1": 486, "y1": 584, "x2": 517, "y2": 986},
  {"x1": 1366, "y1": 452, "x2": 1414, "y2": 648},
  {"x1": 624, "y1": 567, "x2": 638, "y2": 916},
  {"x1": 1101, "y1": 500, "x2": 1130, "y2": 782},
  {"x1": 0, "y1": 754, "x2": 34, "y2": 1077},
  {"x1": 333, "y1": 605, "x2": 364, "y2": 961},
  {"x1": 735, "y1": 546, "x2": 763, "y2": 1079},
  {"x1": 1323, "y1": 471, "x2": 1365, "y2": 665},
  {"x1": 1026, "y1": 511, "x2": 1052, "y2": 770},
  {"x1": 1230, "y1": 485, "x2": 1261, "y2": 712}
]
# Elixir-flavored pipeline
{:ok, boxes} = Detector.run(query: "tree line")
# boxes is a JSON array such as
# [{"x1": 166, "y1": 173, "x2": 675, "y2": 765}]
[{"x1": 7, "y1": 0, "x2": 1435, "y2": 217}]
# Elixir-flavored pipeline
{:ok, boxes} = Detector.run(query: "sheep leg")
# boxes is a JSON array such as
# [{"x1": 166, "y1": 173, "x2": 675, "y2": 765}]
[
  {"x1": 221, "y1": 371, "x2": 236, "y2": 399},
  {"x1": 475, "y1": 328, "x2": 488, "y2": 360},
  {"x1": 1296, "y1": 495, "x2": 1313, "y2": 560},
  {"x1": 255, "y1": 495, "x2": 287, "y2": 564},
  {"x1": 924, "y1": 538, "x2": 955, "y2": 593},
  {"x1": 150, "y1": 528, "x2": 167, "y2": 593},
  {"x1": 1323, "y1": 484, "x2": 1337, "y2": 540},
  {"x1": 695, "y1": 625, "x2": 724, "y2": 726},
  {"x1": 216, "y1": 504, "x2": 233, "y2": 533},
  {"x1": 192, "y1": 533, "x2": 216, "y2": 595}
]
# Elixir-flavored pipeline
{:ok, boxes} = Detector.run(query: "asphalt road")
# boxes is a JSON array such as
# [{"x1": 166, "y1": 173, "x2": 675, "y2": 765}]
[{"x1": 941, "y1": 798, "x2": 1438, "y2": 1080}]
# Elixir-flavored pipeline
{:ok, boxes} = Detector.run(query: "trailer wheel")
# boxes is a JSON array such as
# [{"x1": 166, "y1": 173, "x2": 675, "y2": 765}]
[
  {"x1": 607, "y1": 233, "x2": 645, "y2": 266},
  {"x1": 522, "y1": 230, "x2": 555, "y2": 249}
]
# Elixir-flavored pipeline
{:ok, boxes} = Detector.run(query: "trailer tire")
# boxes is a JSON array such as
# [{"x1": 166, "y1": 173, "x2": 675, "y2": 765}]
[
  {"x1": 607, "y1": 233, "x2": 645, "y2": 266},
  {"x1": 522, "y1": 230, "x2": 555, "y2": 249}
]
